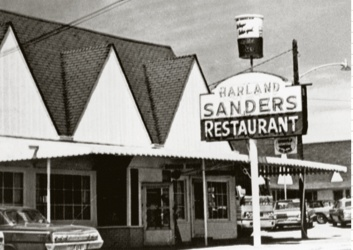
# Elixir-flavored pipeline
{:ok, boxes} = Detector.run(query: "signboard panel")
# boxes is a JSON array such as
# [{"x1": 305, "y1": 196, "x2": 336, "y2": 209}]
[
  {"x1": 274, "y1": 137, "x2": 297, "y2": 155},
  {"x1": 200, "y1": 72, "x2": 307, "y2": 141}
]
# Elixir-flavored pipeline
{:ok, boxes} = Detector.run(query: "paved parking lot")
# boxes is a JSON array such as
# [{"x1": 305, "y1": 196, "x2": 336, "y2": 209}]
[
  {"x1": 188, "y1": 222, "x2": 351, "y2": 250},
  {"x1": 104, "y1": 222, "x2": 351, "y2": 250}
]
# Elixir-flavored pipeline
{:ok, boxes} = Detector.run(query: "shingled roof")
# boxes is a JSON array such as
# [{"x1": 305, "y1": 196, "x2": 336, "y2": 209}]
[
  {"x1": 0, "y1": 9, "x2": 189, "y2": 143},
  {"x1": 61, "y1": 45, "x2": 111, "y2": 134},
  {"x1": 145, "y1": 56, "x2": 195, "y2": 144}
]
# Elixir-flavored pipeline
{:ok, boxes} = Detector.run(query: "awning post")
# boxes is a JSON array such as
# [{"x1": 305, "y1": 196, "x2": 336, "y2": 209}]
[
  {"x1": 47, "y1": 158, "x2": 51, "y2": 223},
  {"x1": 127, "y1": 166, "x2": 131, "y2": 226},
  {"x1": 249, "y1": 139, "x2": 261, "y2": 246},
  {"x1": 202, "y1": 159, "x2": 208, "y2": 246},
  {"x1": 299, "y1": 170, "x2": 308, "y2": 238}
]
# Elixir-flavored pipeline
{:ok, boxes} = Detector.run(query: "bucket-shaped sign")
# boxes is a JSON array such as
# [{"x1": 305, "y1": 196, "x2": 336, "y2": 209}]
[{"x1": 235, "y1": 14, "x2": 264, "y2": 59}]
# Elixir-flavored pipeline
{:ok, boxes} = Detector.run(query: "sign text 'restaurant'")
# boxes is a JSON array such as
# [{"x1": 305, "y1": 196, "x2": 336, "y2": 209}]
[{"x1": 200, "y1": 72, "x2": 307, "y2": 141}]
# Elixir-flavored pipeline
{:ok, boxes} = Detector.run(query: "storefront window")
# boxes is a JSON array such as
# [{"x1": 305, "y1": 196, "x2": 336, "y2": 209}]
[
  {"x1": 0, "y1": 172, "x2": 23, "y2": 205},
  {"x1": 146, "y1": 187, "x2": 170, "y2": 229},
  {"x1": 36, "y1": 174, "x2": 91, "y2": 220},
  {"x1": 306, "y1": 190, "x2": 318, "y2": 201},
  {"x1": 207, "y1": 182, "x2": 228, "y2": 219},
  {"x1": 333, "y1": 190, "x2": 344, "y2": 201},
  {"x1": 194, "y1": 181, "x2": 228, "y2": 220},
  {"x1": 345, "y1": 189, "x2": 350, "y2": 198},
  {"x1": 173, "y1": 180, "x2": 186, "y2": 220}
]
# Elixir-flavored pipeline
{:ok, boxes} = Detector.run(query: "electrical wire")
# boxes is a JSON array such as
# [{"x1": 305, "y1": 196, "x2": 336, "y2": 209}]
[
  {"x1": 209, "y1": 48, "x2": 293, "y2": 88},
  {"x1": 0, "y1": 0, "x2": 132, "y2": 58}
]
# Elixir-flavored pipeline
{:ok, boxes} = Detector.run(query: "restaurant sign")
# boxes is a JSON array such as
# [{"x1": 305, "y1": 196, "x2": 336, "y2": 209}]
[{"x1": 200, "y1": 72, "x2": 307, "y2": 141}]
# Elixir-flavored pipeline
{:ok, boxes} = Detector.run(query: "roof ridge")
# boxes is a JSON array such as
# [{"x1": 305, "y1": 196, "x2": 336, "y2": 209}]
[
  {"x1": 60, "y1": 44, "x2": 110, "y2": 55},
  {"x1": 143, "y1": 65, "x2": 162, "y2": 143},
  {"x1": 0, "y1": 9, "x2": 176, "y2": 53},
  {"x1": 147, "y1": 54, "x2": 195, "y2": 64},
  {"x1": 304, "y1": 140, "x2": 351, "y2": 145}
]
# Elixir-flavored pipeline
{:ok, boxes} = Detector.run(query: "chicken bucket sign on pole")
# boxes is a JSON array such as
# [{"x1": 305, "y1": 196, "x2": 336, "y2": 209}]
[{"x1": 200, "y1": 72, "x2": 308, "y2": 247}]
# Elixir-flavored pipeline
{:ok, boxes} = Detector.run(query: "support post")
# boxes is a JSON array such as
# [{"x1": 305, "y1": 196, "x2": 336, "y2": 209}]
[
  {"x1": 202, "y1": 159, "x2": 208, "y2": 246},
  {"x1": 281, "y1": 154, "x2": 288, "y2": 199},
  {"x1": 249, "y1": 139, "x2": 261, "y2": 246},
  {"x1": 47, "y1": 158, "x2": 51, "y2": 223},
  {"x1": 126, "y1": 166, "x2": 131, "y2": 226},
  {"x1": 293, "y1": 39, "x2": 307, "y2": 238}
]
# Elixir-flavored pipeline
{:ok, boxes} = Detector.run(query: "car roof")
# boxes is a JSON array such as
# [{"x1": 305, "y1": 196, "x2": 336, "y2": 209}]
[
  {"x1": 0, "y1": 206, "x2": 36, "y2": 212},
  {"x1": 276, "y1": 199, "x2": 300, "y2": 203}
]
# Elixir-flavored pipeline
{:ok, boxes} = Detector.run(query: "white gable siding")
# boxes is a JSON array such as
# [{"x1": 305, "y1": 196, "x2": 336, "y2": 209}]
[
  {"x1": 74, "y1": 48, "x2": 151, "y2": 147},
  {"x1": 164, "y1": 62, "x2": 233, "y2": 153},
  {"x1": 0, "y1": 27, "x2": 58, "y2": 139}
]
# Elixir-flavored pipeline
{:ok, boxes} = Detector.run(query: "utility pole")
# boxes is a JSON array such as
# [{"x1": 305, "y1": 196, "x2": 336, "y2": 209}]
[{"x1": 292, "y1": 39, "x2": 308, "y2": 239}]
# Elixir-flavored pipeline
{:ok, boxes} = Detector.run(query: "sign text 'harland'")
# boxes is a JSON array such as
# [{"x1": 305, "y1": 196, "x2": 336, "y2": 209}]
[{"x1": 200, "y1": 72, "x2": 307, "y2": 141}]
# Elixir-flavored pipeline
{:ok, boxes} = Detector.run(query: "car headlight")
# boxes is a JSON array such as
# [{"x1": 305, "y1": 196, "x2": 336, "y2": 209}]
[
  {"x1": 244, "y1": 212, "x2": 253, "y2": 219},
  {"x1": 267, "y1": 212, "x2": 275, "y2": 219},
  {"x1": 88, "y1": 233, "x2": 99, "y2": 241},
  {"x1": 52, "y1": 234, "x2": 68, "y2": 242}
]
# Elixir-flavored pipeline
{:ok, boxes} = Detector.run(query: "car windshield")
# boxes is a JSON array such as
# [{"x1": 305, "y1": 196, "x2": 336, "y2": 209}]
[
  {"x1": 275, "y1": 201, "x2": 300, "y2": 210},
  {"x1": 3, "y1": 209, "x2": 47, "y2": 224},
  {"x1": 308, "y1": 201, "x2": 322, "y2": 208}
]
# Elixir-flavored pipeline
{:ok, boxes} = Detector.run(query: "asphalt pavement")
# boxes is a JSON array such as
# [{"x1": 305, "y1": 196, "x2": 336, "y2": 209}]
[
  {"x1": 185, "y1": 222, "x2": 351, "y2": 250},
  {"x1": 103, "y1": 222, "x2": 351, "y2": 250}
]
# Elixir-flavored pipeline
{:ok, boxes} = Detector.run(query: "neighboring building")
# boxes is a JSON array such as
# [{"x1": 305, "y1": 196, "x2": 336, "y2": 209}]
[
  {"x1": 232, "y1": 140, "x2": 351, "y2": 202},
  {"x1": 0, "y1": 10, "x2": 347, "y2": 248},
  {"x1": 271, "y1": 141, "x2": 351, "y2": 201}
]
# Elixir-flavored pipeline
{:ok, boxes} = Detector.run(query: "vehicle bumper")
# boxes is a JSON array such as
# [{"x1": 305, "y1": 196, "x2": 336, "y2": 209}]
[
  {"x1": 238, "y1": 219, "x2": 276, "y2": 229},
  {"x1": 276, "y1": 217, "x2": 314, "y2": 226},
  {"x1": 45, "y1": 239, "x2": 104, "y2": 250},
  {"x1": 330, "y1": 214, "x2": 351, "y2": 223}
]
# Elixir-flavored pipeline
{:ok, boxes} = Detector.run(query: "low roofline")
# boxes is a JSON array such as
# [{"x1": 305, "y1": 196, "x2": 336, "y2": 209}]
[{"x1": 0, "y1": 136, "x2": 347, "y2": 173}]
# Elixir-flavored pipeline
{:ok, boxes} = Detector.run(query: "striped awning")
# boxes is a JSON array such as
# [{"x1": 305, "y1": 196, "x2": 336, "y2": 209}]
[
  {"x1": 258, "y1": 156, "x2": 347, "y2": 176},
  {"x1": 0, "y1": 136, "x2": 346, "y2": 174}
]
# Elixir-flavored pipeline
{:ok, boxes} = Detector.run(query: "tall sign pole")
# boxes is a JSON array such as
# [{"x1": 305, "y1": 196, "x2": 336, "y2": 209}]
[
  {"x1": 236, "y1": 14, "x2": 264, "y2": 246},
  {"x1": 249, "y1": 139, "x2": 261, "y2": 246},
  {"x1": 292, "y1": 39, "x2": 308, "y2": 239}
]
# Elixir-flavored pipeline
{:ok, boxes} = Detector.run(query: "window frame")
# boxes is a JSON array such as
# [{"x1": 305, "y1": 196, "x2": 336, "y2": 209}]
[
  {"x1": 35, "y1": 170, "x2": 94, "y2": 222},
  {"x1": 0, "y1": 170, "x2": 24, "y2": 206},
  {"x1": 173, "y1": 178, "x2": 187, "y2": 221},
  {"x1": 193, "y1": 178, "x2": 230, "y2": 221}
]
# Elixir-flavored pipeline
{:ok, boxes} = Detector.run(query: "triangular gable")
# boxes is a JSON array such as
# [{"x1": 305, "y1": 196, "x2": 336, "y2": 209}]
[
  {"x1": 0, "y1": 26, "x2": 58, "y2": 139},
  {"x1": 0, "y1": 10, "x2": 176, "y2": 137},
  {"x1": 62, "y1": 45, "x2": 111, "y2": 135},
  {"x1": 164, "y1": 59, "x2": 233, "y2": 153},
  {"x1": 74, "y1": 47, "x2": 151, "y2": 146},
  {"x1": 144, "y1": 56, "x2": 194, "y2": 144}
]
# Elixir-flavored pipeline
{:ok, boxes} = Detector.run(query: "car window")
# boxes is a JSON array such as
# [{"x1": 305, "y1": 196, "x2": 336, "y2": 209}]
[
  {"x1": 0, "y1": 212, "x2": 9, "y2": 225},
  {"x1": 5, "y1": 211, "x2": 19, "y2": 224},
  {"x1": 4, "y1": 209, "x2": 47, "y2": 224},
  {"x1": 19, "y1": 210, "x2": 47, "y2": 223},
  {"x1": 275, "y1": 201, "x2": 300, "y2": 209}
]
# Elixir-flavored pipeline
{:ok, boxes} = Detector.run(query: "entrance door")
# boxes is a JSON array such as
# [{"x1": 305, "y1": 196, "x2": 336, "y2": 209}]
[
  {"x1": 142, "y1": 183, "x2": 174, "y2": 246},
  {"x1": 192, "y1": 180, "x2": 205, "y2": 238}
]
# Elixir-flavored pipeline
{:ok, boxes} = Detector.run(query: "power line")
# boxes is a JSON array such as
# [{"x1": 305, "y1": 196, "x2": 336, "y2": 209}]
[
  {"x1": 209, "y1": 48, "x2": 293, "y2": 87},
  {"x1": 238, "y1": 48, "x2": 293, "y2": 74},
  {"x1": 0, "y1": 0, "x2": 132, "y2": 58}
]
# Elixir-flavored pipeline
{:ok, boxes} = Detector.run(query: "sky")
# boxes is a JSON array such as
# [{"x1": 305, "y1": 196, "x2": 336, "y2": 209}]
[{"x1": 0, "y1": 0, "x2": 350, "y2": 143}]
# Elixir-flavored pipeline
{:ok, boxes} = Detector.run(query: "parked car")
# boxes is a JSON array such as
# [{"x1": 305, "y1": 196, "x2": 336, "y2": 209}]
[
  {"x1": 0, "y1": 206, "x2": 103, "y2": 250},
  {"x1": 273, "y1": 199, "x2": 315, "y2": 229},
  {"x1": 308, "y1": 200, "x2": 334, "y2": 224},
  {"x1": 329, "y1": 197, "x2": 351, "y2": 227}
]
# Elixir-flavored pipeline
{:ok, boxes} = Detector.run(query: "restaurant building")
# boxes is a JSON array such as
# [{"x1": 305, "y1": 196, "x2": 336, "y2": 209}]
[{"x1": 0, "y1": 10, "x2": 347, "y2": 248}]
